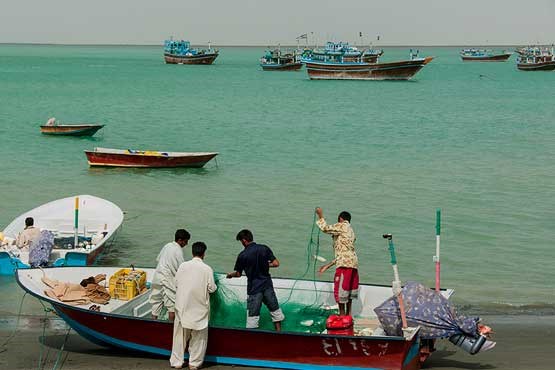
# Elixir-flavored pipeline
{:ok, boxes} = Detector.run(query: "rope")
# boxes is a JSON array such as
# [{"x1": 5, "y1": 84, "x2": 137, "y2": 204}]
[
  {"x1": 0, "y1": 291, "x2": 28, "y2": 353},
  {"x1": 36, "y1": 299, "x2": 71, "y2": 370},
  {"x1": 276, "y1": 212, "x2": 322, "y2": 306}
]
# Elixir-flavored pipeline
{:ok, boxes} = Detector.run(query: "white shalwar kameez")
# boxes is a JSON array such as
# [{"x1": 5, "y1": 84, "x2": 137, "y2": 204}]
[
  {"x1": 149, "y1": 241, "x2": 185, "y2": 318},
  {"x1": 170, "y1": 257, "x2": 217, "y2": 369}
]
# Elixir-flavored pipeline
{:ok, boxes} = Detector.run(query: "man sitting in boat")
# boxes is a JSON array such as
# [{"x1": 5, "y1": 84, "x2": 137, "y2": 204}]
[
  {"x1": 171, "y1": 241, "x2": 217, "y2": 370},
  {"x1": 45, "y1": 117, "x2": 57, "y2": 126},
  {"x1": 226, "y1": 229, "x2": 285, "y2": 331},
  {"x1": 16, "y1": 217, "x2": 41, "y2": 249},
  {"x1": 315, "y1": 208, "x2": 359, "y2": 316},
  {"x1": 149, "y1": 229, "x2": 190, "y2": 321}
]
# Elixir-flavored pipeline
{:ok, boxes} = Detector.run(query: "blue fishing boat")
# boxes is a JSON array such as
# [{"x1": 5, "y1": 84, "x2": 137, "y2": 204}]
[
  {"x1": 301, "y1": 42, "x2": 432, "y2": 81},
  {"x1": 516, "y1": 46, "x2": 555, "y2": 71},
  {"x1": 260, "y1": 47, "x2": 303, "y2": 71},
  {"x1": 164, "y1": 40, "x2": 219, "y2": 65}
]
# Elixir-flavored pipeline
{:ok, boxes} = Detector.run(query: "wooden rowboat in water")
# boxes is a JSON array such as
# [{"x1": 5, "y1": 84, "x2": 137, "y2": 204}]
[
  {"x1": 17, "y1": 266, "x2": 454, "y2": 370},
  {"x1": 84, "y1": 147, "x2": 219, "y2": 168},
  {"x1": 40, "y1": 124, "x2": 105, "y2": 136},
  {"x1": 0, "y1": 195, "x2": 123, "y2": 275}
]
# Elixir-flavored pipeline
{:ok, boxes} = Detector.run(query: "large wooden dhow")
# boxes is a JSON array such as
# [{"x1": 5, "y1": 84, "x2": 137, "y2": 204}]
[
  {"x1": 302, "y1": 42, "x2": 432, "y2": 81},
  {"x1": 460, "y1": 49, "x2": 512, "y2": 62},
  {"x1": 164, "y1": 40, "x2": 219, "y2": 65},
  {"x1": 17, "y1": 266, "x2": 456, "y2": 370},
  {"x1": 84, "y1": 147, "x2": 218, "y2": 168},
  {"x1": 516, "y1": 46, "x2": 555, "y2": 71}
]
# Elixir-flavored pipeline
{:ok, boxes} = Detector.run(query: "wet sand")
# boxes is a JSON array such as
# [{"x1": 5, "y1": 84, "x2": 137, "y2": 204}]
[{"x1": 1, "y1": 315, "x2": 553, "y2": 370}]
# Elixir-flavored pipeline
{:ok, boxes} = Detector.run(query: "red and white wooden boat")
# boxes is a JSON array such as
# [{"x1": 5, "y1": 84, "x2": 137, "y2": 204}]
[
  {"x1": 17, "y1": 267, "x2": 454, "y2": 370},
  {"x1": 84, "y1": 148, "x2": 218, "y2": 168}
]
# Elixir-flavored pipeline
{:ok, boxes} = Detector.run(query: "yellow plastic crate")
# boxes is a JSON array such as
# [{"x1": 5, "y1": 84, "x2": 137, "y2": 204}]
[{"x1": 109, "y1": 268, "x2": 147, "y2": 301}]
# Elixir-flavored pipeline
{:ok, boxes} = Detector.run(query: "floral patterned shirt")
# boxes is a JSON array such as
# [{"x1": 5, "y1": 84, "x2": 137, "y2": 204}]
[{"x1": 316, "y1": 218, "x2": 358, "y2": 269}]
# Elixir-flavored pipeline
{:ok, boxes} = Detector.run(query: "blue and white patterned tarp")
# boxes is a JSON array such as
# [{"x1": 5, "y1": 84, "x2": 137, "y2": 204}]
[
  {"x1": 374, "y1": 281, "x2": 479, "y2": 339},
  {"x1": 29, "y1": 230, "x2": 55, "y2": 268}
]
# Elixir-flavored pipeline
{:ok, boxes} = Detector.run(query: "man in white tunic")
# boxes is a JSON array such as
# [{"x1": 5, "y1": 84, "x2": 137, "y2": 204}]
[
  {"x1": 16, "y1": 217, "x2": 41, "y2": 249},
  {"x1": 170, "y1": 241, "x2": 217, "y2": 370},
  {"x1": 150, "y1": 229, "x2": 190, "y2": 321}
]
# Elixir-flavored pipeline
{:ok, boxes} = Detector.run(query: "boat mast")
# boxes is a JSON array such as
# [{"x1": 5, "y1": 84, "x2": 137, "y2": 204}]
[
  {"x1": 383, "y1": 234, "x2": 408, "y2": 329},
  {"x1": 434, "y1": 208, "x2": 441, "y2": 292},
  {"x1": 74, "y1": 196, "x2": 79, "y2": 249}
]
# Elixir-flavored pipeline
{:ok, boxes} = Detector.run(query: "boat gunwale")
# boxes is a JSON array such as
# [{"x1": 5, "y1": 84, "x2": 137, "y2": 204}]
[
  {"x1": 16, "y1": 266, "x2": 450, "y2": 341},
  {"x1": 84, "y1": 148, "x2": 219, "y2": 158},
  {"x1": 40, "y1": 124, "x2": 105, "y2": 129}
]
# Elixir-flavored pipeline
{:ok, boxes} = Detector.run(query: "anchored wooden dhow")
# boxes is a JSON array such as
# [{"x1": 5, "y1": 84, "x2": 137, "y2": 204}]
[
  {"x1": 164, "y1": 40, "x2": 219, "y2": 65},
  {"x1": 301, "y1": 42, "x2": 432, "y2": 81}
]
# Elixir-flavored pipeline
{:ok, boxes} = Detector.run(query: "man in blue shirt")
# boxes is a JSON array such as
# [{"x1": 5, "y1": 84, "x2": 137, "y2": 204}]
[{"x1": 226, "y1": 229, "x2": 284, "y2": 331}]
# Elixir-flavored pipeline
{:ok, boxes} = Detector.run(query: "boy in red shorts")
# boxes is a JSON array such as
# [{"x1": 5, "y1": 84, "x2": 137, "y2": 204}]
[{"x1": 315, "y1": 207, "x2": 359, "y2": 316}]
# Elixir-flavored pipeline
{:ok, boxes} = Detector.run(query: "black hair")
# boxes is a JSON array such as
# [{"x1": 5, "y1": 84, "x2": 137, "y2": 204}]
[
  {"x1": 192, "y1": 241, "x2": 207, "y2": 257},
  {"x1": 236, "y1": 229, "x2": 253, "y2": 242},
  {"x1": 338, "y1": 211, "x2": 351, "y2": 222},
  {"x1": 25, "y1": 217, "x2": 34, "y2": 227},
  {"x1": 175, "y1": 229, "x2": 191, "y2": 242}
]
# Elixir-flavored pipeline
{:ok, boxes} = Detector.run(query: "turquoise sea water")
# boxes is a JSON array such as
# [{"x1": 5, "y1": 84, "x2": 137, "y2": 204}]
[{"x1": 1, "y1": 45, "x2": 554, "y2": 316}]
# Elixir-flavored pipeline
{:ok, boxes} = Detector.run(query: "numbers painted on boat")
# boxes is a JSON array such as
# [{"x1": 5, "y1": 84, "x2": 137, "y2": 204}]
[{"x1": 321, "y1": 339, "x2": 389, "y2": 357}]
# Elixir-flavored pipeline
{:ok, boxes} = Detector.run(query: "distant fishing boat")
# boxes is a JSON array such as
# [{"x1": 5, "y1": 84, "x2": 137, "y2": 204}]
[
  {"x1": 516, "y1": 46, "x2": 555, "y2": 71},
  {"x1": 85, "y1": 147, "x2": 219, "y2": 168},
  {"x1": 40, "y1": 118, "x2": 104, "y2": 136},
  {"x1": 17, "y1": 266, "x2": 455, "y2": 370},
  {"x1": 301, "y1": 42, "x2": 431, "y2": 81},
  {"x1": 0, "y1": 195, "x2": 123, "y2": 275},
  {"x1": 164, "y1": 40, "x2": 219, "y2": 65},
  {"x1": 260, "y1": 47, "x2": 303, "y2": 71},
  {"x1": 460, "y1": 49, "x2": 512, "y2": 62}
]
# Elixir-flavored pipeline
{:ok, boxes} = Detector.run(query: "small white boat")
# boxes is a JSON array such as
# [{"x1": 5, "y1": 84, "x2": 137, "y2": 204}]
[{"x1": 0, "y1": 195, "x2": 123, "y2": 275}]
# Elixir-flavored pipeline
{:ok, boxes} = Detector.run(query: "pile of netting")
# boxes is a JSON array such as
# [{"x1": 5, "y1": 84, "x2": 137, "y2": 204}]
[{"x1": 210, "y1": 215, "x2": 335, "y2": 333}]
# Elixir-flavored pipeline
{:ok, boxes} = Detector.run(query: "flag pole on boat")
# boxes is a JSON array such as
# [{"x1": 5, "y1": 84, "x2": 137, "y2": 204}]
[
  {"x1": 74, "y1": 196, "x2": 79, "y2": 249},
  {"x1": 434, "y1": 208, "x2": 441, "y2": 292},
  {"x1": 383, "y1": 234, "x2": 408, "y2": 329}
]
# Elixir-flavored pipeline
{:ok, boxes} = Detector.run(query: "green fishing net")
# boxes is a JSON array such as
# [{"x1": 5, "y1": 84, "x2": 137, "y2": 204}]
[{"x1": 209, "y1": 216, "x2": 337, "y2": 333}]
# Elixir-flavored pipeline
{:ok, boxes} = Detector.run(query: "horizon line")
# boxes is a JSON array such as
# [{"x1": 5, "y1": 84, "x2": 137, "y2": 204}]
[{"x1": 0, "y1": 42, "x2": 537, "y2": 48}]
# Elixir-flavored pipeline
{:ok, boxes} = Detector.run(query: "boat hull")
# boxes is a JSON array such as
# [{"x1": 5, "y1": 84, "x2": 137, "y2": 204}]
[
  {"x1": 305, "y1": 58, "x2": 432, "y2": 81},
  {"x1": 517, "y1": 61, "x2": 555, "y2": 71},
  {"x1": 20, "y1": 287, "x2": 420, "y2": 370},
  {"x1": 461, "y1": 53, "x2": 512, "y2": 62},
  {"x1": 40, "y1": 125, "x2": 104, "y2": 136},
  {"x1": 164, "y1": 53, "x2": 219, "y2": 65},
  {"x1": 85, "y1": 151, "x2": 218, "y2": 168},
  {"x1": 261, "y1": 62, "x2": 304, "y2": 71}
]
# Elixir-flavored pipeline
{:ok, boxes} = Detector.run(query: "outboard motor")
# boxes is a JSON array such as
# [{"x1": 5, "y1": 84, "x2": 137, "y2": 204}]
[{"x1": 449, "y1": 333, "x2": 487, "y2": 355}]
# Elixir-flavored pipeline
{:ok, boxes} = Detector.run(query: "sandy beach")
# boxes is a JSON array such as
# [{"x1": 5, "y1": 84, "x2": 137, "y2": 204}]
[{"x1": 1, "y1": 314, "x2": 553, "y2": 370}]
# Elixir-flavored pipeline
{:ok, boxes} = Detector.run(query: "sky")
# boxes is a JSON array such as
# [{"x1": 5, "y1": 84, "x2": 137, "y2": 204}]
[{"x1": 1, "y1": 0, "x2": 554, "y2": 46}]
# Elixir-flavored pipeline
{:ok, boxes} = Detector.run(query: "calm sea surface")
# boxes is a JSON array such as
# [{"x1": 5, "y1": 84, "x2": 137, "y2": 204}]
[{"x1": 1, "y1": 45, "x2": 554, "y2": 316}]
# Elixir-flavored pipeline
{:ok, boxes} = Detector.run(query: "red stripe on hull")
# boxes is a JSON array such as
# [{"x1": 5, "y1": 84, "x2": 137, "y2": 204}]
[
  {"x1": 85, "y1": 152, "x2": 217, "y2": 168},
  {"x1": 57, "y1": 304, "x2": 419, "y2": 370},
  {"x1": 164, "y1": 53, "x2": 219, "y2": 65},
  {"x1": 86, "y1": 244, "x2": 105, "y2": 265}
]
